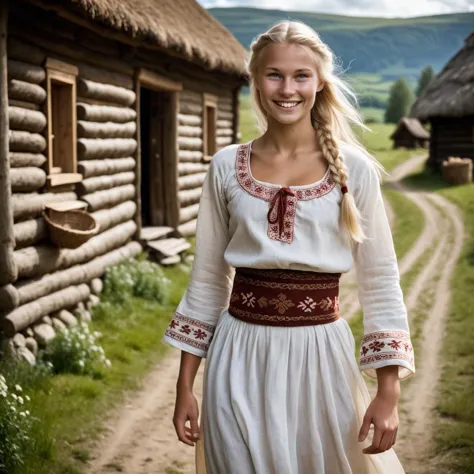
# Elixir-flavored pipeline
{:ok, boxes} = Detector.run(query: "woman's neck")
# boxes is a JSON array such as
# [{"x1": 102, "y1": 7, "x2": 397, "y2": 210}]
[{"x1": 258, "y1": 116, "x2": 321, "y2": 155}]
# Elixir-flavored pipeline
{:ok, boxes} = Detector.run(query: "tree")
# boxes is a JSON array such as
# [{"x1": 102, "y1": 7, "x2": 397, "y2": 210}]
[
  {"x1": 384, "y1": 78, "x2": 414, "y2": 124},
  {"x1": 415, "y1": 66, "x2": 435, "y2": 97}
]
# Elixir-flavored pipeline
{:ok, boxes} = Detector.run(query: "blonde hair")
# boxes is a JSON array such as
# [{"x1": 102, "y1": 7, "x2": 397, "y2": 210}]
[{"x1": 246, "y1": 20, "x2": 382, "y2": 243}]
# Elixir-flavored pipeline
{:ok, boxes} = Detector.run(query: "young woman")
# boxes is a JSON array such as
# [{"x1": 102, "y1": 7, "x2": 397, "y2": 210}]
[{"x1": 163, "y1": 20, "x2": 415, "y2": 474}]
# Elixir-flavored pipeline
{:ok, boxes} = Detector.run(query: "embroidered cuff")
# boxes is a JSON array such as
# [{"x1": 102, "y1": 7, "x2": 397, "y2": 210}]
[
  {"x1": 359, "y1": 330, "x2": 415, "y2": 380},
  {"x1": 162, "y1": 312, "x2": 215, "y2": 358}
]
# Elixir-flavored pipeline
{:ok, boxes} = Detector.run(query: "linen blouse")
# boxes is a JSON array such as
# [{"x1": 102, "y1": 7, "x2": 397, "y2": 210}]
[{"x1": 163, "y1": 140, "x2": 415, "y2": 379}]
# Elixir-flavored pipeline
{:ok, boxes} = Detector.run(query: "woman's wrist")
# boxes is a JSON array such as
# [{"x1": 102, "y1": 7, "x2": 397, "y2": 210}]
[{"x1": 376, "y1": 365, "x2": 401, "y2": 401}]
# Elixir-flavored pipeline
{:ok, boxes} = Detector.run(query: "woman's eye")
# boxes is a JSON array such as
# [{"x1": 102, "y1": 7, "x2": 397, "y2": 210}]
[
  {"x1": 297, "y1": 74, "x2": 308, "y2": 79},
  {"x1": 268, "y1": 72, "x2": 281, "y2": 78}
]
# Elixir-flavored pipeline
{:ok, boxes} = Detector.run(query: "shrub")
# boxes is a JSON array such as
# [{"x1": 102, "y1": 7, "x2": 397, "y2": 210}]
[
  {"x1": 41, "y1": 322, "x2": 111, "y2": 376},
  {"x1": 102, "y1": 254, "x2": 170, "y2": 305}
]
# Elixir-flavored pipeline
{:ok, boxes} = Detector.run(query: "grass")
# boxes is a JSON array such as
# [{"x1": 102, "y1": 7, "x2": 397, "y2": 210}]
[
  {"x1": 0, "y1": 261, "x2": 192, "y2": 474},
  {"x1": 401, "y1": 168, "x2": 474, "y2": 474}
]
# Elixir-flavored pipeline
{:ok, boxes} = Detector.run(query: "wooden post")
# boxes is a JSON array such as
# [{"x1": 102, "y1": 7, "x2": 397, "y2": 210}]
[
  {"x1": 165, "y1": 91, "x2": 180, "y2": 229},
  {"x1": 232, "y1": 86, "x2": 241, "y2": 144},
  {"x1": 0, "y1": 0, "x2": 18, "y2": 286}
]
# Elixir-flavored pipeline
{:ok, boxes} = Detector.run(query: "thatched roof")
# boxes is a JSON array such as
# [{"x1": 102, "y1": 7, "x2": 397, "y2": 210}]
[
  {"x1": 410, "y1": 31, "x2": 474, "y2": 120},
  {"x1": 390, "y1": 117, "x2": 429, "y2": 140},
  {"x1": 27, "y1": 0, "x2": 248, "y2": 76}
]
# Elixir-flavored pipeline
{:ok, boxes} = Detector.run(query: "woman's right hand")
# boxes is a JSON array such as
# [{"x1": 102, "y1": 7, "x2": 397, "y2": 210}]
[{"x1": 173, "y1": 387, "x2": 200, "y2": 446}]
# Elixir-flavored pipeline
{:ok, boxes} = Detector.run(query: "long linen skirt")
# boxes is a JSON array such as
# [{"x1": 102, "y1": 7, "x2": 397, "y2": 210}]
[{"x1": 195, "y1": 310, "x2": 405, "y2": 474}]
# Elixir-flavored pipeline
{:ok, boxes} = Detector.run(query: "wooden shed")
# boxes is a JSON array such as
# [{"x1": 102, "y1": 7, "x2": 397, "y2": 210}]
[
  {"x1": 390, "y1": 117, "x2": 429, "y2": 149},
  {"x1": 0, "y1": 0, "x2": 247, "y2": 355},
  {"x1": 410, "y1": 31, "x2": 474, "y2": 171}
]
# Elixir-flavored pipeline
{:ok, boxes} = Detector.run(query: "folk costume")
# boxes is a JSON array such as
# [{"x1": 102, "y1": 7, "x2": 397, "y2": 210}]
[{"x1": 163, "y1": 140, "x2": 415, "y2": 474}]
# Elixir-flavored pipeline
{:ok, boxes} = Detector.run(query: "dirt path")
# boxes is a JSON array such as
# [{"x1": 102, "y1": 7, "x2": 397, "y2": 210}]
[{"x1": 86, "y1": 154, "x2": 464, "y2": 474}]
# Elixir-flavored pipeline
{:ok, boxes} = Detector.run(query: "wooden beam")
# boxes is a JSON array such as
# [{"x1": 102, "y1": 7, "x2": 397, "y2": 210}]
[
  {"x1": 136, "y1": 68, "x2": 182, "y2": 92},
  {"x1": 44, "y1": 58, "x2": 79, "y2": 77},
  {"x1": 0, "y1": 0, "x2": 18, "y2": 285},
  {"x1": 46, "y1": 172, "x2": 83, "y2": 188}
]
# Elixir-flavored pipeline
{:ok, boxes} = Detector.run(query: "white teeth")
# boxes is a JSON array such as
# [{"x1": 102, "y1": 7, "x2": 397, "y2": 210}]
[{"x1": 275, "y1": 101, "x2": 300, "y2": 108}]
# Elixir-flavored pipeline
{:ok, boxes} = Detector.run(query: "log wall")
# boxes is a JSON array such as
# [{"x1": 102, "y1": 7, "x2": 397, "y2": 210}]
[{"x1": 0, "y1": 2, "x2": 243, "y2": 341}]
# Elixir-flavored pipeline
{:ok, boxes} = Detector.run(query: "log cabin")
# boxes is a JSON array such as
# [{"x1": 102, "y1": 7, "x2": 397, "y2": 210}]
[
  {"x1": 0, "y1": 0, "x2": 247, "y2": 359},
  {"x1": 390, "y1": 117, "x2": 429, "y2": 149},
  {"x1": 410, "y1": 31, "x2": 474, "y2": 171}
]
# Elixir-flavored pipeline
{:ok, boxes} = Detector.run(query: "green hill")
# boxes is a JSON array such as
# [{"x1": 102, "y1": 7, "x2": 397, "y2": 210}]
[{"x1": 208, "y1": 7, "x2": 473, "y2": 109}]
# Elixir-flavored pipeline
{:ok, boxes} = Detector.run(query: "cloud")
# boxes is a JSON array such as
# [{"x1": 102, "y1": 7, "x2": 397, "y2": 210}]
[{"x1": 200, "y1": 0, "x2": 474, "y2": 17}]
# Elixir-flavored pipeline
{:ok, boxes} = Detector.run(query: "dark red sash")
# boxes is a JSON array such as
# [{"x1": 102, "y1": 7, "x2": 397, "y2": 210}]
[{"x1": 228, "y1": 268, "x2": 341, "y2": 327}]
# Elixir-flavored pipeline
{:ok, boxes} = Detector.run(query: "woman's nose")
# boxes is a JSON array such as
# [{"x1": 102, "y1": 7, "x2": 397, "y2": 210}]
[{"x1": 280, "y1": 77, "x2": 295, "y2": 96}]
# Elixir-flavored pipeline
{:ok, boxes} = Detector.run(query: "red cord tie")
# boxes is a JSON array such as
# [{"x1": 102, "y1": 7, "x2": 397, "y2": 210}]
[
  {"x1": 267, "y1": 187, "x2": 295, "y2": 237},
  {"x1": 341, "y1": 185, "x2": 348, "y2": 194}
]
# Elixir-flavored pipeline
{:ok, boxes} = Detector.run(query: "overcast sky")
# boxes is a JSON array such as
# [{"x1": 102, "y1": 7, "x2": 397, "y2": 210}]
[{"x1": 199, "y1": 0, "x2": 474, "y2": 18}]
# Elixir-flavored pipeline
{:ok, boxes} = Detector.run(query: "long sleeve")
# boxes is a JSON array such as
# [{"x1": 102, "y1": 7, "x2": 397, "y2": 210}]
[
  {"x1": 162, "y1": 154, "x2": 235, "y2": 358},
  {"x1": 351, "y1": 159, "x2": 415, "y2": 380}
]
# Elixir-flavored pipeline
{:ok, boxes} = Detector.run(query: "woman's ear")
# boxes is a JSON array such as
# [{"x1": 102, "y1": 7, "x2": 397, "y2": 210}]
[{"x1": 317, "y1": 81, "x2": 325, "y2": 92}]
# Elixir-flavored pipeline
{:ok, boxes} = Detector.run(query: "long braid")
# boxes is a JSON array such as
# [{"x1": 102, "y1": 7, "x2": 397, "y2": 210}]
[{"x1": 316, "y1": 121, "x2": 365, "y2": 243}]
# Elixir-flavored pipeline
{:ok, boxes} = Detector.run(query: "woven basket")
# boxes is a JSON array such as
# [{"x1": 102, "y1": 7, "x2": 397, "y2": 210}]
[
  {"x1": 442, "y1": 157, "x2": 473, "y2": 185},
  {"x1": 43, "y1": 208, "x2": 100, "y2": 249}
]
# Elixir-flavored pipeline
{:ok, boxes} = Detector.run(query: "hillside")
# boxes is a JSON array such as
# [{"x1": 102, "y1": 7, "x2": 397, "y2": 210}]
[{"x1": 208, "y1": 7, "x2": 473, "y2": 79}]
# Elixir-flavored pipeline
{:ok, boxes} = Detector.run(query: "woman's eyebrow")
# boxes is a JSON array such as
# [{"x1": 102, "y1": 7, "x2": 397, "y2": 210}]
[{"x1": 265, "y1": 67, "x2": 313, "y2": 73}]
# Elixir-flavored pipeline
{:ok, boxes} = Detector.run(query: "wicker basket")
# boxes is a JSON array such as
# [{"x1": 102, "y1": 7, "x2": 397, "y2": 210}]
[
  {"x1": 43, "y1": 208, "x2": 100, "y2": 249},
  {"x1": 442, "y1": 157, "x2": 473, "y2": 185}
]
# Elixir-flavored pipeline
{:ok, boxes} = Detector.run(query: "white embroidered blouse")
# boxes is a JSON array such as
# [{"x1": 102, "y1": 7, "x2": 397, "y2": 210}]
[{"x1": 163, "y1": 140, "x2": 415, "y2": 380}]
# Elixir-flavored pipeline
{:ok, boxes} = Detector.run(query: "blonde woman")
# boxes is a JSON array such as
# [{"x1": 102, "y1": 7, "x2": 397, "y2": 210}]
[{"x1": 163, "y1": 20, "x2": 415, "y2": 474}]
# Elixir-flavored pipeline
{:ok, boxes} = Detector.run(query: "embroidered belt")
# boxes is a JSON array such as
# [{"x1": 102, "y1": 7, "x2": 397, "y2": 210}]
[{"x1": 228, "y1": 268, "x2": 341, "y2": 327}]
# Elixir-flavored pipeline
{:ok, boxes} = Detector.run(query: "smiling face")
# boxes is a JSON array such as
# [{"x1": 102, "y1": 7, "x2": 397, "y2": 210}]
[{"x1": 255, "y1": 43, "x2": 324, "y2": 126}]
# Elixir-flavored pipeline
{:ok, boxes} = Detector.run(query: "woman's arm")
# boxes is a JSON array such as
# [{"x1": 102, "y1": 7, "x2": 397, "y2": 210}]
[{"x1": 173, "y1": 352, "x2": 203, "y2": 446}]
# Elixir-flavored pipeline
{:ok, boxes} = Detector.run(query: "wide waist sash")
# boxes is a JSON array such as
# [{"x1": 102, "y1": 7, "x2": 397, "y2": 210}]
[{"x1": 228, "y1": 268, "x2": 341, "y2": 327}]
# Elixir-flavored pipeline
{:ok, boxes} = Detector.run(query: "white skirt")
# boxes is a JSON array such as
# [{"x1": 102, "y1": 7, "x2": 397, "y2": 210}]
[{"x1": 197, "y1": 310, "x2": 405, "y2": 474}]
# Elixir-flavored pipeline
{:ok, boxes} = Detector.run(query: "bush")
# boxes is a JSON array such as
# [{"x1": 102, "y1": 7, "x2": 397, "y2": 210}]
[
  {"x1": 41, "y1": 322, "x2": 111, "y2": 376},
  {"x1": 0, "y1": 376, "x2": 34, "y2": 473},
  {"x1": 102, "y1": 254, "x2": 170, "y2": 305}
]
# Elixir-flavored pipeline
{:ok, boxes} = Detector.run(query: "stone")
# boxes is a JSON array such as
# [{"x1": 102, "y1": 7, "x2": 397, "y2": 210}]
[
  {"x1": 41, "y1": 315, "x2": 53, "y2": 325},
  {"x1": 24, "y1": 327, "x2": 34, "y2": 337},
  {"x1": 25, "y1": 337, "x2": 38, "y2": 355},
  {"x1": 90, "y1": 278, "x2": 103, "y2": 295},
  {"x1": 13, "y1": 333, "x2": 26, "y2": 348},
  {"x1": 75, "y1": 308, "x2": 92, "y2": 322},
  {"x1": 55, "y1": 309, "x2": 78, "y2": 327},
  {"x1": 86, "y1": 294, "x2": 100, "y2": 311},
  {"x1": 51, "y1": 317, "x2": 67, "y2": 332},
  {"x1": 184, "y1": 254, "x2": 194, "y2": 264},
  {"x1": 17, "y1": 347, "x2": 36, "y2": 366},
  {"x1": 33, "y1": 324, "x2": 56, "y2": 346},
  {"x1": 76, "y1": 301, "x2": 85, "y2": 311}
]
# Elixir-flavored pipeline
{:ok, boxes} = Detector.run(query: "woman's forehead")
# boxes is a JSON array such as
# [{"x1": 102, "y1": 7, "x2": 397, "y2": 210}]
[{"x1": 260, "y1": 43, "x2": 318, "y2": 72}]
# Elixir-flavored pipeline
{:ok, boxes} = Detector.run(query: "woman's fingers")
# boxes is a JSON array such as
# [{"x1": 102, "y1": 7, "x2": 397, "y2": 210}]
[
  {"x1": 173, "y1": 416, "x2": 195, "y2": 446},
  {"x1": 358, "y1": 414, "x2": 372, "y2": 442},
  {"x1": 378, "y1": 430, "x2": 394, "y2": 452},
  {"x1": 189, "y1": 413, "x2": 200, "y2": 440}
]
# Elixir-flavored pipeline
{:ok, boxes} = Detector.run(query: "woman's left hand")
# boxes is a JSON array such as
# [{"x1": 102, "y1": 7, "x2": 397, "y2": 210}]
[{"x1": 358, "y1": 392, "x2": 399, "y2": 454}]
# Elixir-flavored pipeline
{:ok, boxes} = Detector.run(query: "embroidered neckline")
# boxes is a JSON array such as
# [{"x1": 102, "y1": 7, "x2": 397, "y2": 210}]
[
  {"x1": 236, "y1": 141, "x2": 336, "y2": 202},
  {"x1": 235, "y1": 141, "x2": 336, "y2": 244}
]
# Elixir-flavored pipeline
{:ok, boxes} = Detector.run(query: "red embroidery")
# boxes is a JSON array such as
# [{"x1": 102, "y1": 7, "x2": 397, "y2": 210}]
[
  {"x1": 164, "y1": 312, "x2": 215, "y2": 354},
  {"x1": 236, "y1": 142, "x2": 336, "y2": 243},
  {"x1": 388, "y1": 340, "x2": 402, "y2": 350},
  {"x1": 369, "y1": 340, "x2": 385, "y2": 352},
  {"x1": 360, "y1": 330, "x2": 415, "y2": 372}
]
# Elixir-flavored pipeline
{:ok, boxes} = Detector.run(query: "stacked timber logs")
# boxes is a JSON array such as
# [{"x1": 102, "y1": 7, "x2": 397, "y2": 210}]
[
  {"x1": 1, "y1": 40, "x2": 141, "y2": 348},
  {"x1": 177, "y1": 89, "x2": 236, "y2": 236},
  {"x1": 76, "y1": 75, "x2": 137, "y2": 217}
]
